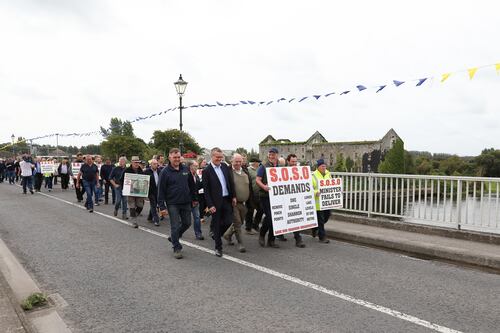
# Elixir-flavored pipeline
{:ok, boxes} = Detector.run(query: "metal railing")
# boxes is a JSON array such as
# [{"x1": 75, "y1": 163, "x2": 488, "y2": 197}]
[{"x1": 331, "y1": 172, "x2": 500, "y2": 235}]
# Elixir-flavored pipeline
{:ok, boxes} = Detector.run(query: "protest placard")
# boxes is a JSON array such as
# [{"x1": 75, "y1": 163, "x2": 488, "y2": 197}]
[
  {"x1": 318, "y1": 177, "x2": 343, "y2": 210},
  {"x1": 40, "y1": 161, "x2": 55, "y2": 174},
  {"x1": 266, "y1": 166, "x2": 318, "y2": 236},
  {"x1": 71, "y1": 163, "x2": 82, "y2": 177},
  {"x1": 122, "y1": 173, "x2": 150, "y2": 197}
]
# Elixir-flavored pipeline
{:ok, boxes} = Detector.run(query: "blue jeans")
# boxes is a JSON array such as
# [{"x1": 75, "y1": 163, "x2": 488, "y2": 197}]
[
  {"x1": 149, "y1": 195, "x2": 159, "y2": 223},
  {"x1": 114, "y1": 186, "x2": 128, "y2": 213},
  {"x1": 167, "y1": 204, "x2": 192, "y2": 251},
  {"x1": 44, "y1": 176, "x2": 53, "y2": 189},
  {"x1": 192, "y1": 204, "x2": 202, "y2": 238},
  {"x1": 7, "y1": 171, "x2": 15, "y2": 184},
  {"x1": 316, "y1": 210, "x2": 331, "y2": 240},
  {"x1": 22, "y1": 176, "x2": 33, "y2": 193},
  {"x1": 95, "y1": 180, "x2": 102, "y2": 204},
  {"x1": 83, "y1": 180, "x2": 96, "y2": 210}
]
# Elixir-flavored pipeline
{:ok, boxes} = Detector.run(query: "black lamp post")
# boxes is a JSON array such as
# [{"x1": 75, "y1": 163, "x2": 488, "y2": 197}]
[
  {"x1": 11, "y1": 134, "x2": 15, "y2": 157},
  {"x1": 174, "y1": 74, "x2": 188, "y2": 154}
]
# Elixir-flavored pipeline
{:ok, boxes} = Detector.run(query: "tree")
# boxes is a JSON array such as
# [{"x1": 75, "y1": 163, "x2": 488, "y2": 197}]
[
  {"x1": 100, "y1": 118, "x2": 135, "y2": 138},
  {"x1": 475, "y1": 148, "x2": 500, "y2": 177},
  {"x1": 404, "y1": 151, "x2": 415, "y2": 174},
  {"x1": 150, "y1": 129, "x2": 202, "y2": 155},
  {"x1": 248, "y1": 148, "x2": 259, "y2": 161},
  {"x1": 235, "y1": 147, "x2": 248, "y2": 155},
  {"x1": 101, "y1": 135, "x2": 147, "y2": 161},
  {"x1": 378, "y1": 139, "x2": 405, "y2": 174},
  {"x1": 345, "y1": 156, "x2": 354, "y2": 172},
  {"x1": 334, "y1": 153, "x2": 345, "y2": 172}
]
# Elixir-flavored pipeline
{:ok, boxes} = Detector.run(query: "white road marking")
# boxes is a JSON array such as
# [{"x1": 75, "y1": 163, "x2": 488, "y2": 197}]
[{"x1": 32, "y1": 189, "x2": 462, "y2": 333}]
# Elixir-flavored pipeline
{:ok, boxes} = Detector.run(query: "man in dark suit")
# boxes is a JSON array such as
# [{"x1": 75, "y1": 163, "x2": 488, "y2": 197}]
[
  {"x1": 144, "y1": 159, "x2": 160, "y2": 226},
  {"x1": 203, "y1": 147, "x2": 236, "y2": 257}
]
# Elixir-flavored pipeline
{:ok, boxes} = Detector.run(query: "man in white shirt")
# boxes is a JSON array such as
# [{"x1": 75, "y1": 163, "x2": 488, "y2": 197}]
[{"x1": 19, "y1": 155, "x2": 34, "y2": 194}]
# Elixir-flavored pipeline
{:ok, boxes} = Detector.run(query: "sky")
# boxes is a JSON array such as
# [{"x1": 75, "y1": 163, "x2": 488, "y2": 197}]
[{"x1": 0, "y1": 0, "x2": 499, "y2": 156}]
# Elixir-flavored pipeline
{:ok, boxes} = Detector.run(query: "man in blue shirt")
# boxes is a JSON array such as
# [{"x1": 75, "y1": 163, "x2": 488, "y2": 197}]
[{"x1": 203, "y1": 147, "x2": 236, "y2": 257}]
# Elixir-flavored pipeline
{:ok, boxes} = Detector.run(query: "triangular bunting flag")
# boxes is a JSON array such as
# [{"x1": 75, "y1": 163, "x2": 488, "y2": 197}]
[
  {"x1": 266, "y1": 101, "x2": 274, "y2": 105},
  {"x1": 313, "y1": 95, "x2": 321, "y2": 100},
  {"x1": 340, "y1": 90, "x2": 350, "y2": 95},
  {"x1": 468, "y1": 68, "x2": 478, "y2": 80},
  {"x1": 216, "y1": 101, "x2": 223, "y2": 106},
  {"x1": 376, "y1": 85, "x2": 386, "y2": 93},
  {"x1": 416, "y1": 78, "x2": 427, "y2": 87},
  {"x1": 277, "y1": 97, "x2": 286, "y2": 102},
  {"x1": 393, "y1": 80, "x2": 404, "y2": 87},
  {"x1": 247, "y1": 101, "x2": 256, "y2": 105},
  {"x1": 324, "y1": 92, "x2": 335, "y2": 97},
  {"x1": 298, "y1": 97, "x2": 308, "y2": 102},
  {"x1": 240, "y1": 101, "x2": 248, "y2": 104},
  {"x1": 356, "y1": 85, "x2": 367, "y2": 91},
  {"x1": 441, "y1": 73, "x2": 451, "y2": 83},
  {"x1": 288, "y1": 98, "x2": 296, "y2": 103}
]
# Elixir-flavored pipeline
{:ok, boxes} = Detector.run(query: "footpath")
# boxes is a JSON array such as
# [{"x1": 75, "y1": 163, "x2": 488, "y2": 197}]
[
  {"x1": 325, "y1": 213, "x2": 500, "y2": 271},
  {"x1": 0, "y1": 272, "x2": 28, "y2": 333}
]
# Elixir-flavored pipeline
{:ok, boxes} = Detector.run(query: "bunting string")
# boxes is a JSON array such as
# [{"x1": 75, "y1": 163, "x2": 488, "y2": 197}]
[{"x1": 1, "y1": 62, "x2": 498, "y2": 151}]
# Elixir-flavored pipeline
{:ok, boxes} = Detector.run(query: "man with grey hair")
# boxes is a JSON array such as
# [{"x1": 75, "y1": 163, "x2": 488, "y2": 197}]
[
  {"x1": 145, "y1": 159, "x2": 160, "y2": 226},
  {"x1": 110, "y1": 156, "x2": 128, "y2": 220},
  {"x1": 223, "y1": 153, "x2": 253, "y2": 253},
  {"x1": 203, "y1": 147, "x2": 236, "y2": 257}
]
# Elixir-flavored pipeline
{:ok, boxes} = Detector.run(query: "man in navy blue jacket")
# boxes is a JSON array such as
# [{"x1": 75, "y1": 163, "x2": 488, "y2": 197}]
[{"x1": 158, "y1": 148, "x2": 197, "y2": 259}]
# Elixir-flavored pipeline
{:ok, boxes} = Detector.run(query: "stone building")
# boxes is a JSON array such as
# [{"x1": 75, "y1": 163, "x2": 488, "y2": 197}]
[{"x1": 259, "y1": 129, "x2": 402, "y2": 172}]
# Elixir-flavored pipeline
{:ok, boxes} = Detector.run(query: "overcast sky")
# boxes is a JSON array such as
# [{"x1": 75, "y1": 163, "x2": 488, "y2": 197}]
[{"x1": 1, "y1": 0, "x2": 499, "y2": 156}]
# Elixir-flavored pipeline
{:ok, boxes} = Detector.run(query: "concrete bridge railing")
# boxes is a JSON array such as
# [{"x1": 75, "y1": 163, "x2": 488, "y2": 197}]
[{"x1": 331, "y1": 172, "x2": 500, "y2": 235}]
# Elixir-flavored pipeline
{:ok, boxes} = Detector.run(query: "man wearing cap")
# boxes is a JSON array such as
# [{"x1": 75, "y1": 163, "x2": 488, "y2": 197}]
[
  {"x1": 72, "y1": 153, "x2": 85, "y2": 202},
  {"x1": 311, "y1": 159, "x2": 332, "y2": 243},
  {"x1": 256, "y1": 147, "x2": 280, "y2": 248},
  {"x1": 120, "y1": 156, "x2": 145, "y2": 227}
]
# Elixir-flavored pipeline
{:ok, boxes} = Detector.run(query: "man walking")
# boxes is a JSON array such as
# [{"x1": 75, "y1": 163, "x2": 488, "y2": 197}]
[
  {"x1": 223, "y1": 153, "x2": 252, "y2": 253},
  {"x1": 33, "y1": 157, "x2": 43, "y2": 192},
  {"x1": 312, "y1": 159, "x2": 332, "y2": 243},
  {"x1": 72, "y1": 153, "x2": 85, "y2": 202},
  {"x1": 245, "y1": 157, "x2": 263, "y2": 234},
  {"x1": 187, "y1": 160, "x2": 204, "y2": 240},
  {"x1": 110, "y1": 156, "x2": 128, "y2": 220},
  {"x1": 145, "y1": 159, "x2": 160, "y2": 226},
  {"x1": 120, "y1": 156, "x2": 145, "y2": 228},
  {"x1": 19, "y1": 155, "x2": 34, "y2": 194},
  {"x1": 76, "y1": 155, "x2": 100, "y2": 213},
  {"x1": 256, "y1": 147, "x2": 279, "y2": 248},
  {"x1": 158, "y1": 148, "x2": 197, "y2": 259},
  {"x1": 203, "y1": 147, "x2": 236, "y2": 257},
  {"x1": 58, "y1": 158, "x2": 71, "y2": 190},
  {"x1": 100, "y1": 158, "x2": 114, "y2": 204}
]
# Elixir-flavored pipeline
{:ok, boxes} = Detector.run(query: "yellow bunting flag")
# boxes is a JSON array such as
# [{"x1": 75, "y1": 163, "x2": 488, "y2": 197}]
[
  {"x1": 441, "y1": 73, "x2": 451, "y2": 83},
  {"x1": 496, "y1": 63, "x2": 500, "y2": 75},
  {"x1": 468, "y1": 68, "x2": 478, "y2": 80}
]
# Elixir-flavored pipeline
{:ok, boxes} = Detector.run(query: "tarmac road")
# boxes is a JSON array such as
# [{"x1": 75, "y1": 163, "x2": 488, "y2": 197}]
[{"x1": 0, "y1": 182, "x2": 499, "y2": 332}]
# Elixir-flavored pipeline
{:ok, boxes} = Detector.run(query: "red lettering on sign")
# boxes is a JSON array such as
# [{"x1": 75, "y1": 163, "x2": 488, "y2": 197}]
[{"x1": 269, "y1": 168, "x2": 278, "y2": 182}]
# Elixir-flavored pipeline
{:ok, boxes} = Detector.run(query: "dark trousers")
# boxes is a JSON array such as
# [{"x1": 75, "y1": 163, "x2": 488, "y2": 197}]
[
  {"x1": 34, "y1": 173, "x2": 43, "y2": 191},
  {"x1": 167, "y1": 204, "x2": 192, "y2": 251},
  {"x1": 148, "y1": 194, "x2": 159, "y2": 223},
  {"x1": 259, "y1": 196, "x2": 275, "y2": 243},
  {"x1": 245, "y1": 197, "x2": 264, "y2": 230},
  {"x1": 74, "y1": 177, "x2": 84, "y2": 201},
  {"x1": 60, "y1": 174, "x2": 70, "y2": 189},
  {"x1": 83, "y1": 180, "x2": 95, "y2": 209},
  {"x1": 104, "y1": 181, "x2": 115, "y2": 203},
  {"x1": 21, "y1": 176, "x2": 33, "y2": 193},
  {"x1": 315, "y1": 210, "x2": 331, "y2": 240},
  {"x1": 213, "y1": 197, "x2": 233, "y2": 250}
]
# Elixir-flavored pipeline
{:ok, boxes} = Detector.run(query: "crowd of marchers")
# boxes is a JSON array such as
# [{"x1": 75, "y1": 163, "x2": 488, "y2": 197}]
[{"x1": 0, "y1": 147, "x2": 333, "y2": 259}]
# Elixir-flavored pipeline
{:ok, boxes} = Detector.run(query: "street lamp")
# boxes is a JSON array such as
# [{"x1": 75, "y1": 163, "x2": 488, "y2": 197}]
[
  {"x1": 174, "y1": 74, "x2": 188, "y2": 154},
  {"x1": 11, "y1": 134, "x2": 15, "y2": 157}
]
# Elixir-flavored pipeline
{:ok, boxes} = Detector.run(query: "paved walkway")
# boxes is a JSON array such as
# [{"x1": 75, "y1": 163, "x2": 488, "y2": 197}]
[
  {"x1": 325, "y1": 220, "x2": 500, "y2": 270},
  {"x1": 0, "y1": 274, "x2": 28, "y2": 333}
]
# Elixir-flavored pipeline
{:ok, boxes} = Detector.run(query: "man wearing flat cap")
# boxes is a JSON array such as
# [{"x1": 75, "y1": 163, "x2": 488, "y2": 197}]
[
  {"x1": 120, "y1": 155, "x2": 145, "y2": 228},
  {"x1": 256, "y1": 147, "x2": 280, "y2": 248},
  {"x1": 311, "y1": 159, "x2": 332, "y2": 243}
]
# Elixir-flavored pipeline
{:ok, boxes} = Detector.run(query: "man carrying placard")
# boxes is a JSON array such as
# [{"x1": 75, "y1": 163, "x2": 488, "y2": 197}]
[
  {"x1": 71, "y1": 153, "x2": 85, "y2": 202},
  {"x1": 311, "y1": 159, "x2": 332, "y2": 243}
]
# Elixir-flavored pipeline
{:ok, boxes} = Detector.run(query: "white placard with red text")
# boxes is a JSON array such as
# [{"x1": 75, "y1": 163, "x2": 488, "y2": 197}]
[
  {"x1": 71, "y1": 163, "x2": 82, "y2": 177},
  {"x1": 40, "y1": 162, "x2": 55, "y2": 174},
  {"x1": 318, "y1": 178, "x2": 343, "y2": 210},
  {"x1": 266, "y1": 166, "x2": 318, "y2": 236}
]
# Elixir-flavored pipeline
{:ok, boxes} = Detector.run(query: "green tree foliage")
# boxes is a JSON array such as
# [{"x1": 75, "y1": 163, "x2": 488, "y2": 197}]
[
  {"x1": 247, "y1": 148, "x2": 259, "y2": 161},
  {"x1": 100, "y1": 118, "x2": 146, "y2": 160},
  {"x1": 150, "y1": 129, "x2": 202, "y2": 155},
  {"x1": 345, "y1": 156, "x2": 354, "y2": 172},
  {"x1": 378, "y1": 139, "x2": 405, "y2": 174},
  {"x1": 235, "y1": 147, "x2": 248, "y2": 155},
  {"x1": 475, "y1": 148, "x2": 500, "y2": 177},
  {"x1": 334, "y1": 153, "x2": 345, "y2": 172}
]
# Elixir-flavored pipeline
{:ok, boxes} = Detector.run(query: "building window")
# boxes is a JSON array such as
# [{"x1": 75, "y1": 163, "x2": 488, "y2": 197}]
[{"x1": 302, "y1": 155, "x2": 304, "y2": 159}]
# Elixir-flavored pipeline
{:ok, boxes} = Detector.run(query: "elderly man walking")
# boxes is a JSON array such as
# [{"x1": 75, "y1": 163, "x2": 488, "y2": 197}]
[
  {"x1": 120, "y1": 156, "x2": 145, "y2": 228},
  {"x1": 110, "y1": 156, "x2": 128, "y2": 220},
  {"x1": 223, "y1": 153, "x2": 252, "y2": 253},
  {"x1": 76, "y1": 155, "x2": 100, "y2": 213},
  {"x1": 145, "y1": 159, "x2": 160, "y2": 226}
]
